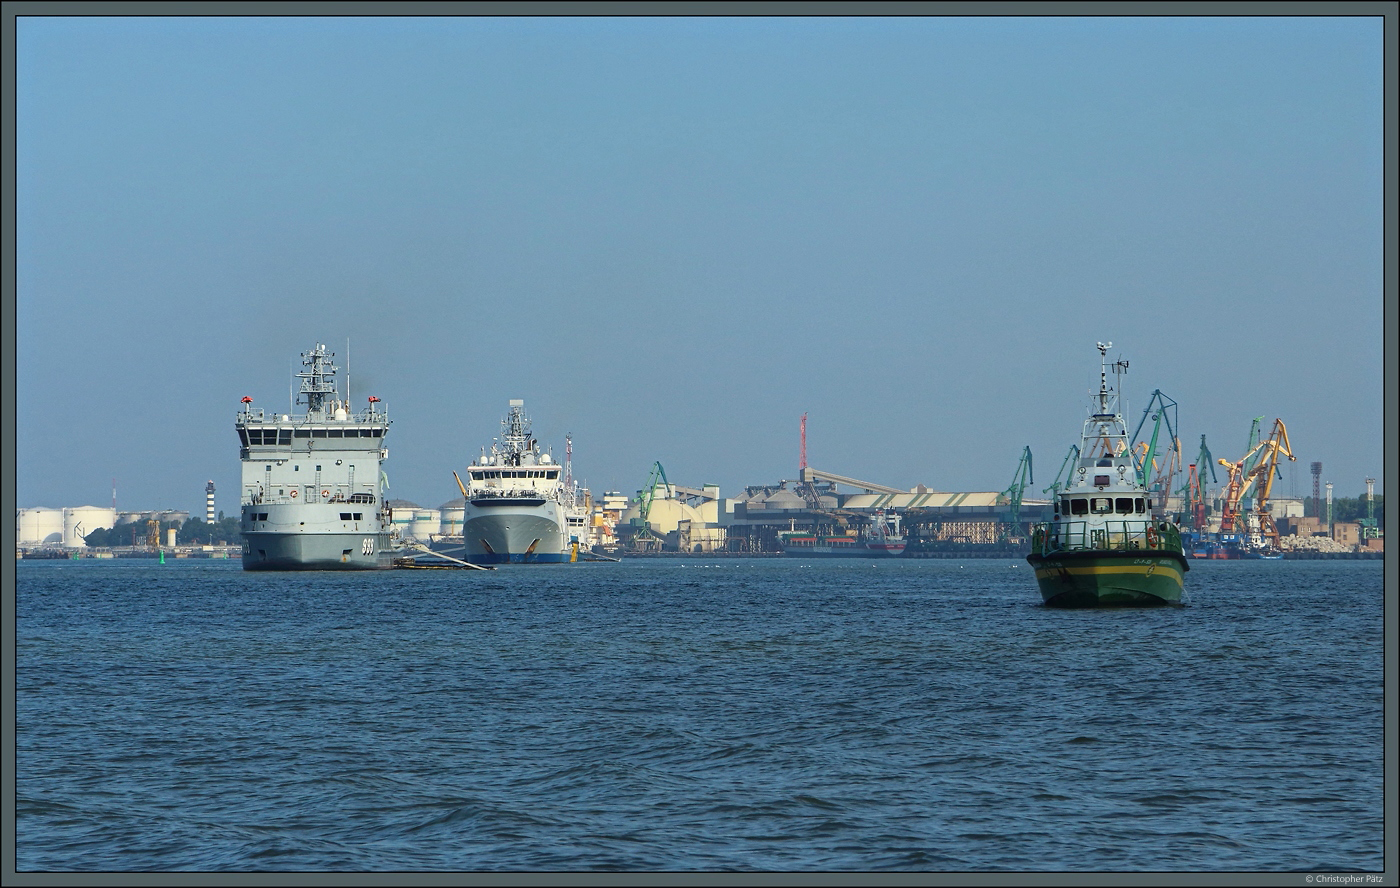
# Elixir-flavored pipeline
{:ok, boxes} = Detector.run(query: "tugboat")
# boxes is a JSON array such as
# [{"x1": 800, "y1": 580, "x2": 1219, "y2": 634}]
[{"x1": 1026, "y1": 342, "x2": 1189, "y2": 606}]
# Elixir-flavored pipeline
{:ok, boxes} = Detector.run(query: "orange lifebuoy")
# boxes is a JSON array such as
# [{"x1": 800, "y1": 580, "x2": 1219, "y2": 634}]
[
  {"x1": 1146, "y1": 526, "x2": 1158, "y2": 548},
  {"x1": 321, "y1": 489, "x2": 329, "y2": 498},
  {"x1": 290, "y1": 490, "x2": 298, "y2": 498}
]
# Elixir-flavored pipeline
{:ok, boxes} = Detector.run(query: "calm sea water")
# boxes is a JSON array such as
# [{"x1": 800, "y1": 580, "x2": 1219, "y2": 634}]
[{"x1": 15, "y1": 556, "x2": 1385, "y2": 873}]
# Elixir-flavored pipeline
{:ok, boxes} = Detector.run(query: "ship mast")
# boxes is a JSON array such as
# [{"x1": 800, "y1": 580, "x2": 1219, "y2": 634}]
[
  {"x1": 564, "y1": 434, "x2": 573, "y2": 498},
  {"x1": 500, "y1": 400, "x2": 530, "y2": 466},
  {"x1": 296, "y1": 343, "x2": 339, "y2": 416},
  {"x1": 1085, "y1": 341, "x2": 1129, "y2": 459}
]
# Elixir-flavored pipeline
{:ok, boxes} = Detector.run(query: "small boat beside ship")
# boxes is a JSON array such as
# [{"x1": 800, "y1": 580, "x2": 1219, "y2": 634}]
[{"x1": 1025, "y1": 342, "x2": 1189, "y2": 606}]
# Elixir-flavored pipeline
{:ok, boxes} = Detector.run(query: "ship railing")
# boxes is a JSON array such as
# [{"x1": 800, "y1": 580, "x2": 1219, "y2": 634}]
[
  {"x1": 472, "y1": 488, "x2": 542, "y2": 499},
  {"x1": 1030, "y1": 520, "x2": 1182, "y2": 556}
]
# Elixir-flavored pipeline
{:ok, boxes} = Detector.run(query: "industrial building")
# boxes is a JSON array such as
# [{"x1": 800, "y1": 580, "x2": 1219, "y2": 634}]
[{"x1": 611, "y1": 462, "x2": 1049, "y2": 556}]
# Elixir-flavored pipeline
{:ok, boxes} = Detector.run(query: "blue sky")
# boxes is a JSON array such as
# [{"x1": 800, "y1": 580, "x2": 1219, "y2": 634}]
[{"x1": 15, "y1": 15, "x2": 1385, "y2": 515}]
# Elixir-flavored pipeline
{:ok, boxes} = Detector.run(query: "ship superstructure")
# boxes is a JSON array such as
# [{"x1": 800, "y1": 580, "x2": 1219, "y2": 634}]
[
  {"x1": 1026, "y1": 342, "x2": 1189, "y2": 606},
  {"x1": 454, "y1": 400, "x2": 590, "y2": 563},
  {"x1": 237, "y1": 343, "x2": 393, "y2": 570}
]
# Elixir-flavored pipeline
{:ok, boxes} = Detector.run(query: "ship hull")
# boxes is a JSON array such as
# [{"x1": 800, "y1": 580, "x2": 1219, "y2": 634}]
[
  {"x1": 1026, "y1": 550, "x2": 1187, "y2": 607},
  {"x1": 781, "y1": 544, "x2": 906, "y2": 557},
  {"x1": 462, "y1": 506, "x2": 571, "y2": 564},
  {"x1": 241, "y1": 531, "x2": 394, "y2": 570}
]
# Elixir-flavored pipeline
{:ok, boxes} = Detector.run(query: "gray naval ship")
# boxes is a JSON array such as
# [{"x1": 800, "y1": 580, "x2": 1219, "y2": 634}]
[{"x1": 237, "y1": 343, "x2": 394, "y2": 570}]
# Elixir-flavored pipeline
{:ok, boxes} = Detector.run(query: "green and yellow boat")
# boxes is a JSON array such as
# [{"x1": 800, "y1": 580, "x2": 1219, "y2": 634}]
[{"x1": 1026, "y1": 342, "x2": 1189, "y2": 607}]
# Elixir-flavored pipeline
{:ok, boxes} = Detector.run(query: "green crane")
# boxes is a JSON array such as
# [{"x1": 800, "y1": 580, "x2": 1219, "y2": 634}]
[
  {"x1": 1042, "y1": 444, "x2": 1080, "y2": 499},
  {"x1": 1001, "y1": 446, "x2": 1033, "y2": 540},
  {"x1": 1129, "y1": 390, "x2": 1180, "y2": 497},
  {"x1": 1175, "y1": 434, "x2": 1218, "y2": 528},
  {"x1": 630, "y1": 461, "x2": 670, "y2": 547}
]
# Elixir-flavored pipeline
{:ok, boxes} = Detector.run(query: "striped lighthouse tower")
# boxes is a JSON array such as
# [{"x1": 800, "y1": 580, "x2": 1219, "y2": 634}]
[{"x1": 205, "y1": 480, "x2": 216, "y2": 523}]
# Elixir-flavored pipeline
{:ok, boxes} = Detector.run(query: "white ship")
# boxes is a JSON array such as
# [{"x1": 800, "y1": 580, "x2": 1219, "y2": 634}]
[
  {"x1": 450, "y1": 400, "x2": 590, "y2": 564},
  {"x1": 237, "y1": 343, "x2": 393, "y2": 570}
]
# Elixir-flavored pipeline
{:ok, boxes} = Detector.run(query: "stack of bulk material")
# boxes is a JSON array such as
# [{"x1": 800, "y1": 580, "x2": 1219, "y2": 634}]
[{"x1": 1277, "y1": 534, "x2": 1353, "y2": 553}]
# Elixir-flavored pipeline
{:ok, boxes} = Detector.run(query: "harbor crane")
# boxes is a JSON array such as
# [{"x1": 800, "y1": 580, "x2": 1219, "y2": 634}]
[
  {"x1": 1130, "y1": 390, "x2": 1181, "y2": 515},
  {"x1": 1243, "y1": 419, "x2": 1295, "y2": 548},
  {"x1": 1043, "y1": 444, "x2": 1080, "y2": 498},
  {"x1": 1000, "y1": 446, "x2": 1033, "y2": 542},
  {"x1": 1218, "y1": 418, "x2": 1293, "y2": 548},
  {"x1": 1176, "y1": 435, "x2": 1217, "y2": 530},
  {"x1": 629, "y1": 462, "x2": 671, "y2": 550}
]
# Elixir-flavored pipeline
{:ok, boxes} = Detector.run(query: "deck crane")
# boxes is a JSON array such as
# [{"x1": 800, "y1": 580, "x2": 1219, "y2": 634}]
[
  {"x1": 1043, "y1": 444, "x2": 1080, "y2": 499},
  {"x1": 1129, "y1": 390, "x2": 1180, "y2": 515},
  {"x1": 1000, "y1": 446, "x2": 1033, "y2": 542},
  {"x1": 1243, "y1": 419, "x2": 1295, "y2": 549}
]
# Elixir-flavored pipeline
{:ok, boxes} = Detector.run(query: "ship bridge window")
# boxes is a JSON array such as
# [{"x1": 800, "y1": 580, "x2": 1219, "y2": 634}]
[
  {"x1": 547, "y1": 470, "x2": 558, "y2": 479},
  {"x1": 1091, "y1": 498, "x2": 1112, "y2": 514},
  {"x1": 328, "y1": 429, "x2": 343, "y2": 438},
  {"x1": 371, "y1": 429, "x2": 383, "y2": 437},
  {"x1": 1069, "y1": 498, "x2": 1088, "y2": 516},
  {"x1": 278, "y1": 430, "x2": 291, "y2": 445},
  {"x1": 294, "y1": 429, "x2": 310, "y2": 438},
  {"x1": 1115, "y1": 497, "x2": 1134, "y2": 514},
  {"x1": 1136, "y1": 498, "x2": 1146, "y2": 513},
  {"x1": 312, "y1": 429, "x2": 327, "y2": 438},
  {"x1": 340, "y1": 513, "x2": 353, "y2": 521},
  {"x1": 359, "y1": 429, "x2": 374, "y2": 437},
  {"x1": 1096, "y1": 458, "x2": 1112, "y2": 467}
]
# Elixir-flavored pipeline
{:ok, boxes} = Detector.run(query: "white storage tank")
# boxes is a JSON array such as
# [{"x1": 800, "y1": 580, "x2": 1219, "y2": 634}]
[
  {"x1": 17, "y1": 507, "x2": 65, "y2": 545},
  {"x1": 438, "y1": 498, "x2": 465, "y2": 536},
  {"x1": 411, "y1": 509, "x2": 440, "y2": 541},
  {"x1": 63, "y1": 506, "x2": 117, "y2": 547},
  {"x1": 620, "y1": 496, "x2": 701, "y2": 535},
  {"x1": 387, "y1": 500, "x2": 420, "y2": 539}
]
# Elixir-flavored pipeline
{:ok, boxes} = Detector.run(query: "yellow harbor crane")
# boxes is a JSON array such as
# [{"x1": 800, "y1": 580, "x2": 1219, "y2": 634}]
[
  {"x1": 1244, "y1": 419, "x2": 1296, "y2": 548},
  {"x1": 1218, "y1": 418, "x2": 1295, "y2": 550}
]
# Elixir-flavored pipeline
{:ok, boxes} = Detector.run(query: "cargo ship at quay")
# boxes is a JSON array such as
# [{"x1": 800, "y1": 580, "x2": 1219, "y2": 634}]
[
  {"x1": 1025, "y1": 342, "x2": 1190, "y2": 606},
  {"x1": 778, "y1": 509, "x2": 906, "y2": 557},
  {"x1": 237, "y1": 343, "x2": 394, "y2": 570}
]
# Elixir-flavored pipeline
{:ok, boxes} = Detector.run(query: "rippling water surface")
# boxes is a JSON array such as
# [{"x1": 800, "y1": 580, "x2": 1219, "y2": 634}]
[{"x1": 15, "y1": 557, "x2": 1385, "y2": 872}]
